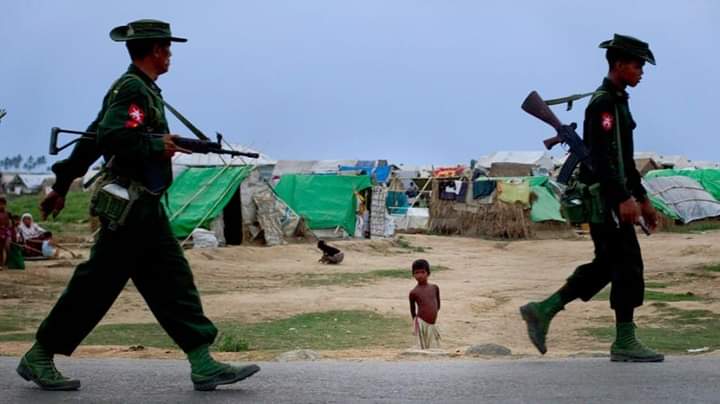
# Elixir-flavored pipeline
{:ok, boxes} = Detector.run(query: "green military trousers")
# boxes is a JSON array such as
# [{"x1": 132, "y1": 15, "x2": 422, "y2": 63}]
[
  {"x1": 35, "y1": 197, "x2": 217, "y2": 355},
  {"x1": 565, "y1": 221, "x2": 645, "y2": 310}
]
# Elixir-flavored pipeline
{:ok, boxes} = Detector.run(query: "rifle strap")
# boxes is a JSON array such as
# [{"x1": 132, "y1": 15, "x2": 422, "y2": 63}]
[{"x1": 126, "y1": 73, "x2": 209, "y2": 141}]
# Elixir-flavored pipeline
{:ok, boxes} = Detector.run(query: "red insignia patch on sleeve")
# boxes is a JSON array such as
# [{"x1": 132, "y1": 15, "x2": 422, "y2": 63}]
[
  {"x1": 125, "y1": 103, "x2": 145, "y2": 128},
  {"x1": 600, "y1": 112, "x2": 614, "y2": 132}
]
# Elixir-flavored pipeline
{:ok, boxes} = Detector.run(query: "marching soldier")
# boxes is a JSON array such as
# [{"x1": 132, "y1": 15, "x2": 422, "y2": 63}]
[
  {"x1": 17, "y1": 20, "x2": 260, "y2": 391},
  {"x1": 520, "y1": 34, "x2": 663, "y2": 362}
]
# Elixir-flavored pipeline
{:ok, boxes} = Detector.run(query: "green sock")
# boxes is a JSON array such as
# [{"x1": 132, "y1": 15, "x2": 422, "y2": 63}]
[
  {"x1": 26, "y1": 342, "x2": 53, "y2": 362},
  {"x1": 187, "y1": 345, "x2": 225, "y2": 376},
  {"x1": 614, "y1": 322, "x2": 636, "y2": 347},
  {"x1": 538, "y1": 293, "x2": 564, "y2": 318}
]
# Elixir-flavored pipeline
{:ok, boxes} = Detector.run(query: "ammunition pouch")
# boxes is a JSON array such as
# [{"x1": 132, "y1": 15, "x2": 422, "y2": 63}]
[
  {"x1": 89, "y1": 174, "x2": 143, "y2": 231},
  {"x1": 560, "y1": 182, "x2": 605, "y2": 225}
]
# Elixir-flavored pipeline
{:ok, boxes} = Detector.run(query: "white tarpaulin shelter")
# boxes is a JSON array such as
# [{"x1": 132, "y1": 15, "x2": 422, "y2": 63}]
[
  {"x1": 476, "y1": 151, "x2": 555, "y2": 172},
  {"x1": 643, "y1": 176, "x2": 720, "y2": 223}
]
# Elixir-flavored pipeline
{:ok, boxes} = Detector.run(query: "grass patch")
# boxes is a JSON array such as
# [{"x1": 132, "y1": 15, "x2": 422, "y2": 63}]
[
  {"x1": 300, "y1": 266, "x2": 450, "y2": 287},
  {"x1": 0, "y1": 311, "x2": 40, "y2": 333},
  {"x1": 393, "y1": 236, "x2": 430, "y2": 253},
  {"x1": 584, "y1": 306, "x2": 720, "y2": 353},
  {"x1": 6, "y1": 191, "x2": 91, "y2": 224},
  {"x1": 664, "y1": 219, "x2": 720, "y2": 234},
  {"x1": 698, "y1": 263, "x2": 720, "y2": 273},
  {"x1": 0, "y1": 310, "x2": 411, "y2": 352},
  {"x1": 593, "y1": 287, "x2": 701, "y2": 302},
  {"x1": 6, "y1": 191, "x2": 92, "y2": 239}
]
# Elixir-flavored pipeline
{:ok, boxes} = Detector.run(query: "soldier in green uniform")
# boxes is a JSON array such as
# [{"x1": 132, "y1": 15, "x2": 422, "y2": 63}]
[
  {"x1": 17, "y1": 20, "x2": 260, "y2": 391},
  {"x1": 520, "y1": 34, "x2": 664, "y2": 362}
]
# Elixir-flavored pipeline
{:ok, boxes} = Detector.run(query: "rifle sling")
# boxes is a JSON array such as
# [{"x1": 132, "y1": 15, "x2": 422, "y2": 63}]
[{"x1": 126, "y1": 73, "x2": 209, "y2": 141}]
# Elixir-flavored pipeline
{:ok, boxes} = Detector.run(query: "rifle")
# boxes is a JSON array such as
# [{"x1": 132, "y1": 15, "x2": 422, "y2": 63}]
[
  {"x1": 521, "y1": 91, "x2": 650, "y2": 236},
  {"x1": 521, "y1": 91, "x2": 591, "y2": 185},
  {"x1": 49, "y1": 127, "x2": 259, "y2": 159}
]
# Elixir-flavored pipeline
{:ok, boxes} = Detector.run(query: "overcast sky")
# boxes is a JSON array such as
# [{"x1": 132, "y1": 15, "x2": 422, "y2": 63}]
[{"x1": 1, "y1": 1, "x2": 718, "y2": 166}]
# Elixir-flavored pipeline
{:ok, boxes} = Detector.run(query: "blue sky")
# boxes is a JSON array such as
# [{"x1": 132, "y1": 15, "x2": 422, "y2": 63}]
[{"x1": 0, "y1": 1, "x2": 718, "y2": 166}]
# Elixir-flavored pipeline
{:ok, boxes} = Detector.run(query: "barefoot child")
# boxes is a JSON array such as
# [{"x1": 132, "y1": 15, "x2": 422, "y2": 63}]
[{"x1": 409, "y1": 259, "x2": 441, "y2": 349}]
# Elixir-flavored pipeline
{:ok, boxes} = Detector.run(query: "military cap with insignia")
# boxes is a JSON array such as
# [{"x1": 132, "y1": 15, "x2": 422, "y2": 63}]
[
  {"x1": 110, "y1": 19, "x2": 187, "y2": 42},
  {"x1": 599, "y1": 33, "x2": 655, "y2": 65}
]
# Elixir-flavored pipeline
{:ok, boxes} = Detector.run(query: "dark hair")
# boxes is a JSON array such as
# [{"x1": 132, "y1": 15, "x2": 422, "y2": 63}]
[
  {"x1": 126, "y1": 39, "x2": 170, "y2": 61},
  {"x1": 0, "y1": 196, "x2": 6, "y2": 204},
  {"x1": 317, "y1": 240, "x2": 326, "y2": 248},
  {"x1": 606, "y1": 49, "x2": 644, "y2": 70},
  {"x1": 43, "y1": 231, "x2": 53, "y2": 238},
  {"x1": 412, "y1": 259, "x2": 430, "y2": 273}
]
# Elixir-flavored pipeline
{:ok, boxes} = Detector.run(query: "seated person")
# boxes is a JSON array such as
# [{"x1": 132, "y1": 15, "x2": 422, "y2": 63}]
[
  {"x1": 317, "y1": 240, "x2": 344, "y2": 264},
  {"x1": 18, "y1": 213, "x2": 51, "y2": 257}
]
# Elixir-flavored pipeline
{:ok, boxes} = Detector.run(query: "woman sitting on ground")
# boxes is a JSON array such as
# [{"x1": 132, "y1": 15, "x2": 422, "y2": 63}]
[{"x1": 18, "y1": 213, "x2": 54, "y2": 258}]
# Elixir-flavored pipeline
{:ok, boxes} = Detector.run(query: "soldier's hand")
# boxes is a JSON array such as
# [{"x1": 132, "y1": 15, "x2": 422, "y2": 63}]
[
  {"x1": 618, "y1": 197, "x2": 640, "y2": 224},
  {"x1": 161, "y1": 134, "x2": 192, "y2": 159},
  {"x1": 40, "y1": 190, "x2": 65, "y2": 220},
  {"x1": 639, "y1": 198, "x2": 658, "y2": 232}
]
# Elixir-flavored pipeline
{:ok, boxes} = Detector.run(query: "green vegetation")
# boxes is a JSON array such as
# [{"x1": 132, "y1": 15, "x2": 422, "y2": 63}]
[
  {"x1": 698, "y1": 263, "x2": 720, "y2": 273},
  {"x1": 593, "y1": 286, "x2": 701, "y2": 302},
  {"x1": 393, "y1": 236, "x2": 430, "y2": 253},
  {"x1": 6, "y1": 191, "x2": 92, "y2": 238},
  {"x1": 0, "y1": 310, "x2": 411, "y2": 352},
  {"x1": 299, "y1": 266, "x2": 450, "y2": 287},
  {"x1": 584, "y1": 306, "x2": 720, "y2": 353},
  {"x1": 215, "y1": 333, "x2": 250, "y2": 352},
  {"x1": 6, "y1": 191, "x2": 91, "y2": 224},
  {"x1": 664, "y1": 220, "x2": 720, "y2": 234},
  {"x1": 0, "y1": 311, "x2": 39, "y2": 333}
]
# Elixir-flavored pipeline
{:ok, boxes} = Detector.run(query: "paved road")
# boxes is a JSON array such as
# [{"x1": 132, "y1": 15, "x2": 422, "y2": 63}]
[{"x1": 1, "y1": 356, "x2": 719, "y2": 403}]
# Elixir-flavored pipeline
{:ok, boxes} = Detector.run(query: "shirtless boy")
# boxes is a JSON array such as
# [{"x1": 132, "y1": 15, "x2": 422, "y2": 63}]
[{"x1": 409, "y1": 259, "x2": 441, "y2": 349}]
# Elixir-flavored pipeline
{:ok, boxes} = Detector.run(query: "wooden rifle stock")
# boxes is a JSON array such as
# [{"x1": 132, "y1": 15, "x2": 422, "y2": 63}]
[{"x1": 521, "y1": 91, "x2": 563, "y2": 130}]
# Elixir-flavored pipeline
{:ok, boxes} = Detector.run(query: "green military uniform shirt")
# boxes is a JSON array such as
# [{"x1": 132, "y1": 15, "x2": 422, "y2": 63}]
[
  {"x1": 579, "y1": 78, "x2": 647, "y2": 208},
  {"x1": 52, "y1": 64, "x2": 171, "y2": 195}
]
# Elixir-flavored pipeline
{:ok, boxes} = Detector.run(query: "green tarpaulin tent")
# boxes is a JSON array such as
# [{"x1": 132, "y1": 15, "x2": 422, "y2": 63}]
[
  {"x1": 646, "y1": 168, "x2": 720, "y2": 201},
  {"x1": 273, "y1": 174, "x2": 372, "y2": 235},
  {"x1": 163, "y1": 166, "x2": 253, "y2": 238},
  {"x1": 527, "y1": 176, "x2": 565, "y2": 223}
]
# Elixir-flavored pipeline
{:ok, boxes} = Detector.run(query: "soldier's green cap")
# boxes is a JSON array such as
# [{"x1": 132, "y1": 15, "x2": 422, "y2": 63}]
[
  {"x1": 599, "y1": 34, "x2": 655, "y2": 65},
  {"x1": 110, "y1": 19, "x2": 187, "y2": 43}
]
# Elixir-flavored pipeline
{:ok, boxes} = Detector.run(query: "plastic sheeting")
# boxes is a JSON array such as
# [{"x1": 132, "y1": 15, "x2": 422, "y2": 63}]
[
  {"x1": 163, "y1": 166, "x2": 253, "y2": 238},
  {"x1": 643, "y1": 176, "x2": 720, "y2": 223},
  {"x1": 252, "y1": 187, "x2": 301, "y2": 246},
  {"x1": 273, "y1": 174, "x2": 372, "y2": 235},
  {"x1": 646, "y1": 168, "x2": 720, "y2": 201}
]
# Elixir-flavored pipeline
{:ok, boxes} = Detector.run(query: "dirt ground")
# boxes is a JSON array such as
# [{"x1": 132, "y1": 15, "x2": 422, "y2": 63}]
[{"x1": 1, "y1": 231, "x2": 719, "y2": 360}]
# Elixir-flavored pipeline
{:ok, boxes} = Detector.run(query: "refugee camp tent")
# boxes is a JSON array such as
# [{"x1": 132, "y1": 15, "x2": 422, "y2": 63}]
[
  {"x1": 164, "y1": 165, "x2": 301, "y2": 246},
  {"x1": 164, "y1": 166, "x2": 253, "y2": 239},
  {"x1": 476, "y1": 151, "x2": 555, "y2": 173},
  {"x1": 6, "y1": 173, "x2": 55, "y2": 194},
  {"x1": 172, "y1": 145, "x2": 276, "y2": 180},
  {"x1": 646, "y1": 168, "x2": 720, "y2": 201},
  {"x1": 429, "y1": 175, "x2": 566, "y2": 239},
  {"x1": 643, "y1": 176, "x2": 720, "y2": 223},
  {"x1": 274, "y1": 174, "x2": 372, "y2": 237}
]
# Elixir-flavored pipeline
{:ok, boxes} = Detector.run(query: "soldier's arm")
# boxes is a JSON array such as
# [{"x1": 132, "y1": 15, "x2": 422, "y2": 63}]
[
  {"x1": 586, "y1": 98, "x2": 631, "y2": 206},
  {"x1": 96, "y1": 80, "x2": 166, "y2": 161}
]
